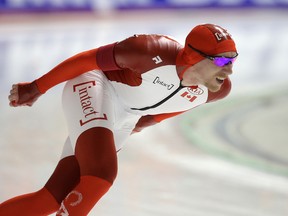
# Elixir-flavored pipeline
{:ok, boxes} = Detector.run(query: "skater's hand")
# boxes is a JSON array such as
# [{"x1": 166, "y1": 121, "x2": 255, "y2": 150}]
[
  {"x1": 8, "y1": 81, "x2": 42, "y2": 107},
  {"x1": 131, "y1": 115, "x2": 158, "y2": 134}
]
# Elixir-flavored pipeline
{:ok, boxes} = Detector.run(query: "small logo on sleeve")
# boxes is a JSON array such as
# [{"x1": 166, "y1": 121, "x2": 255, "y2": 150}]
[{"x1": 152, "y1": 56, "x2": 163, "y2": 64}]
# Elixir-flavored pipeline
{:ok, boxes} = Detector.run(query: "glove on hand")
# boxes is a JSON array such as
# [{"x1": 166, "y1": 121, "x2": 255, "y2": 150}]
[{"x1": 8, "y1": 81, "x2": 42, "y2": 107}]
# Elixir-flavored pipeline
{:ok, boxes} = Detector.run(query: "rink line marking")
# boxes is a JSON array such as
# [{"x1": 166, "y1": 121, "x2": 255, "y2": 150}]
[
  {"x1": 133, "y1": 129, "x2": 288, "y2": 193},
  {"x1": 213, "y1": 98, "x2": 288, "y2": 166},
  {"x1": 180, "y1": 85, "x2": 288, "y2": 177}
]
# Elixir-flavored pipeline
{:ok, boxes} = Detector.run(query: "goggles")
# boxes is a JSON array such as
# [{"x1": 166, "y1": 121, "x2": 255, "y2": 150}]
[{"x1": 188, "y1": 44, "x2": 238, "y2": 67}]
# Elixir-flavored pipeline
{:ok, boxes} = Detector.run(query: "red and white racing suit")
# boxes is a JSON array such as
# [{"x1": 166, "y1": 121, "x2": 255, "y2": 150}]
[
  {"x1": 37, "y1": 34, "x2": 231, "y2": 155},
  {"x1": 0, "y1": 33, "x2": 233, "y2": 216}
]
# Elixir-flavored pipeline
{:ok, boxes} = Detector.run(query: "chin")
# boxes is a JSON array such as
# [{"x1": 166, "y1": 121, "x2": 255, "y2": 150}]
[{"x1": 208, "y1": 86, "x2": 221, "y2": 92}]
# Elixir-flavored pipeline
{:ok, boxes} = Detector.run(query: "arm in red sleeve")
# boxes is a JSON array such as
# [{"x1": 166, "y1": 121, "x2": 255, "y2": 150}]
[
  {"x1": 9, "y1": 43, "x2": 121, "y2": 107},
  {"x1": 35, "y1": 43, "x2": 120, "y2": 93},
  {"x1": 35, "y1": 48, "x2": 100, "y2": 93},
  {"x1": 132, "y1": 111, "x2": 184, "y2": 133}
]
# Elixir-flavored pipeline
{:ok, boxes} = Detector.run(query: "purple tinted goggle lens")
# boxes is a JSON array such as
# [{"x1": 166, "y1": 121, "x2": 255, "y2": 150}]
[
  {"x1": 213, "y1": 56, "x2": 237, "y2": 67},
  {"x1": 188, "y1": 44, "x2": 238, "y2": 67}
]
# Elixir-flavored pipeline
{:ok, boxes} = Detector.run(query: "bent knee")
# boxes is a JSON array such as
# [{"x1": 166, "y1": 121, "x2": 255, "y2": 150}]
[{"x1": 75, "y1": 127, "x2": 118, "y2": 184}]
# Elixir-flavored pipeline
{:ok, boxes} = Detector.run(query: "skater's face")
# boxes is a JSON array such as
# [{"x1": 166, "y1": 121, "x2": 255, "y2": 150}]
[{"x1": 181, "y1": 51, "x2": 237, "y2": 92}]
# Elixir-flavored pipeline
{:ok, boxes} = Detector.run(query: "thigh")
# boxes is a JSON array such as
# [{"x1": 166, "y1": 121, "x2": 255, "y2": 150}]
[
  {"x1": 45, "y1": 138, "x2": 80, "y2": 203},
  {"x1": 62, "y1": 70, "x2": 115, "y2": 150}
]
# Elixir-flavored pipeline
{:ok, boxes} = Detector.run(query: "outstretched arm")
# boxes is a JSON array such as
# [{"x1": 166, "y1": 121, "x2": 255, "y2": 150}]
[
  {"x1": 8, "y1": 48, "x2": 101, "y2": 107},
  {"x1": 35, "y1": 48, "x2": 100, "y2": 94},
  {"x1": 7, "y1": 42, "x2": 120, "y2": 108}
]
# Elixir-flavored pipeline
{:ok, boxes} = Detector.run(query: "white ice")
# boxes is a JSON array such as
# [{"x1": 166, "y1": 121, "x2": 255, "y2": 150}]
[{"x1": 0, "y1": 9, "x2": 288, "y2": 216}]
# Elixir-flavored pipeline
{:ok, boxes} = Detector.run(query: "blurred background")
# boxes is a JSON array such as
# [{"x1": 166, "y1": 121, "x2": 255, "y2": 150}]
[{"x1": 0, "y1": 0, "x2": 288, "y2": 215}]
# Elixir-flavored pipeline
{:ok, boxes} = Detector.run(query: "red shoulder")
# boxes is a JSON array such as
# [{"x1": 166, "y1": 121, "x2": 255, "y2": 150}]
[
  {"x1": 114, "y1": 34, "x2": 181, "y2": 72},
  {"x1": 207, "y1": 78, "x2": 231, "y2": 103}
]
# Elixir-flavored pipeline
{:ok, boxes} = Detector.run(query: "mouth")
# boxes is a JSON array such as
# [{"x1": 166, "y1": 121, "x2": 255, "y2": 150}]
[{"x1": 216, "y1": 77, "x2": 225, "y2": 84}]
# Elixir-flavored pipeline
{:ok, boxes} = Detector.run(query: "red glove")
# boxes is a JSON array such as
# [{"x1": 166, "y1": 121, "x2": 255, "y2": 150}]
[{"x1": 8, "y1": 81, "x2": 42, "y2": 107}]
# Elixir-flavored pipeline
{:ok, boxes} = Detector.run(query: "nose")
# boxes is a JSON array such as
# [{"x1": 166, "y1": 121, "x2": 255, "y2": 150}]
[{"x1": 223, "y1": 63, "x2": 233, "y2": 75}]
